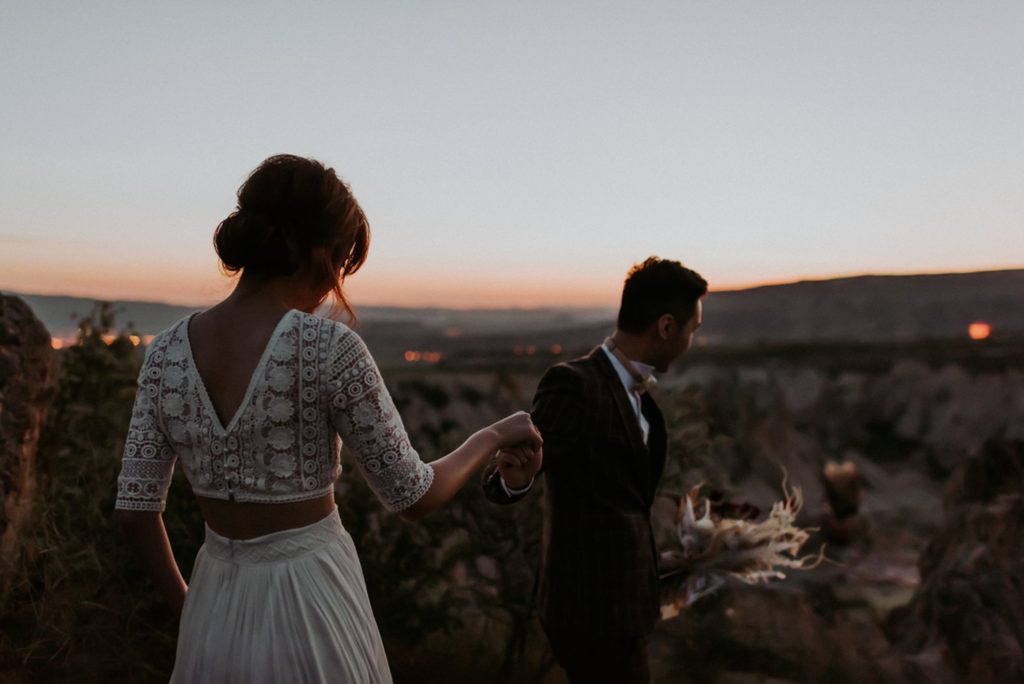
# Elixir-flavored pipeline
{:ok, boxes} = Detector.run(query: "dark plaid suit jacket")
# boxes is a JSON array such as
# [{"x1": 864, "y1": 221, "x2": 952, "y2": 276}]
[{"x1": 484, "y1": 346, "x2": 667, "y2": 637}]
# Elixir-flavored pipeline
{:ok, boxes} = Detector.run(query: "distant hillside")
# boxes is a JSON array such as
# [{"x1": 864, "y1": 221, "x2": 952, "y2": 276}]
[
  {"x1": 9, "y1": 295, "x2": 200, "y2": 340},
  {"x1": 6, "y1": 270, "x2": 1023, "y2": 359},
  {"x1": 3, "y1": 293, "x2": 614, "y2": 340},
  {"x1": 702, "y1": 269, "x2": 1024, "y2": 343}
]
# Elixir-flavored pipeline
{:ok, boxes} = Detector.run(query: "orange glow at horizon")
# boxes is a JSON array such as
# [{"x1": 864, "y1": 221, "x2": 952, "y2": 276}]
[
  {"x1": 3, "y1": 267, "x2": 621, "y2": 309},
  {"x1": 968, "y1": 322, "x2": 992, "y2": 340},
  {"x1": 2, "y1": 246, "x2": 813, "y2": 309},
  {"x1": 6, "y1": 256, "x2": 1024, "y2": 310}
]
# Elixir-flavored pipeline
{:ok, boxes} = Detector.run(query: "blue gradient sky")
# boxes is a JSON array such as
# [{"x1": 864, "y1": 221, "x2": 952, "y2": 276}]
[{"x1": 2, "y1": 1, "x2": 1022, "y2": 307}]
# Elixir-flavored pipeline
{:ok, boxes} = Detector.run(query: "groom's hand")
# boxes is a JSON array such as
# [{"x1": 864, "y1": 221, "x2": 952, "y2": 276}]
[
  {"x1": 496, "y1": 443, "x2": 542, "y2": 490},
  {"x1": 658, "y1": 551, "x2": 693, "y2": 578}
]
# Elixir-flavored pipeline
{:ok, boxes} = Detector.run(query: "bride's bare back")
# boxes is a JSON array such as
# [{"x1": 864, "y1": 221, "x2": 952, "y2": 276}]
[{"x1": 187, "y1": 301, "x2": 335, "y2": 539}]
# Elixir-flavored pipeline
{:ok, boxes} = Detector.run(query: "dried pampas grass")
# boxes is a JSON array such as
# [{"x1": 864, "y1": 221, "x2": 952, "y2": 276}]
[{"x1": 660, "y1": 471, "x2": 828, "y2": 617}]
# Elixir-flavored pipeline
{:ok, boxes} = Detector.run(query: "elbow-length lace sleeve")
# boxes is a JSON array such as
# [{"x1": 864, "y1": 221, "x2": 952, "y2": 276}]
[
  {"x1": 115, "y1": 346, "x2": 177, "y2": 512},
  {"x1": 326, "y1": 325, "x2": 434, "y2": 512}
]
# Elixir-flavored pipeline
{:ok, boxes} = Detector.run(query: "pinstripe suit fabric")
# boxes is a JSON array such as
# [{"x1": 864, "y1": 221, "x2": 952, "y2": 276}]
[{"x1": 484, "y1": 346, "x2": 667, "y2": 638}]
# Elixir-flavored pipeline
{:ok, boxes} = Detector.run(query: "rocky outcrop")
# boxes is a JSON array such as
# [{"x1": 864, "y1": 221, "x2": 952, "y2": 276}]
[
  {"x1": 887, "y1": 440, "x2": 1024, "y2": 683},
  {"x1": 652, "y1": 584, "x2": 903, "y2": 683},
  {"x1": 0, "y1": 295, "x2": 57, "y2": 592},
  {"x1": 649, "y1": 361, "x2": 1024, "y2": 683},
  {"x1": 662, "y1": 361, "x2": 1024, "y2": 505}
]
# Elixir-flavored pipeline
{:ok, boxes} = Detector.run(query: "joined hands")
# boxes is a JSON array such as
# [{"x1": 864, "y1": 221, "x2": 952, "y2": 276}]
[
  {"x1": 496, "y1": 443, "x2": 543, "y2": 490},
  {"x1": 488, "y1": 411, "x2": 543, "y2": 490}
]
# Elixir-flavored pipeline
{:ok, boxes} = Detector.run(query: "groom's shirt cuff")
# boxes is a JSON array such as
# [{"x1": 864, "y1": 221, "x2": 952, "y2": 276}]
[{"x1": 499, "y1": 475, "x2": 534, "y2": 497}]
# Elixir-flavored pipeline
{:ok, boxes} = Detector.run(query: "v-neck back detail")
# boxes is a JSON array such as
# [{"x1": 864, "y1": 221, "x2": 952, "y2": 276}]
[
  {"x1": 184, "y1": 309, "x2": 297, "y2": 436},
  {"x1": 114, "y1": 310, "x2": 435, "y2": 513}
]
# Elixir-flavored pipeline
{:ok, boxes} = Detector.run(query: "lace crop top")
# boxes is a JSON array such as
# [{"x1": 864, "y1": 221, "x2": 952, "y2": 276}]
[{"x1": 114, "y1": 310, "x2": 435, "y2": 513}]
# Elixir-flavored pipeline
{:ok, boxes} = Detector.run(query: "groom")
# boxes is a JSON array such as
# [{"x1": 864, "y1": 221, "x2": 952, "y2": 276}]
[{"x1": 484, "y1": 256, "x2": 707, "y2": 683}]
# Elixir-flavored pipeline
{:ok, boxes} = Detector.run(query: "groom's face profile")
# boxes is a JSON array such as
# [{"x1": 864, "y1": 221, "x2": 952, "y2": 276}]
[
  {"x1": 651, "y1": 299, "x2": 702, "y2": 372},
  {"x1": 675, "y1": 299, "x2": 703, "y2": 357}
]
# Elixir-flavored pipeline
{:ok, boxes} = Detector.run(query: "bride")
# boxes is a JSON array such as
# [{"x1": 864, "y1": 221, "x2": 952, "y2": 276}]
[{"x1": 113, "y1": 154, "x2": 543, "y2": 683}]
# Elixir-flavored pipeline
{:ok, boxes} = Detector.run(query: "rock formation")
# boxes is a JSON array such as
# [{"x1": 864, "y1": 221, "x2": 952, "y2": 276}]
[
  {"x1": 888, "y1": 440, "x2": 1024, "y2": 683},
  {"x1": 0, "y1": 295, "x2": 57, "y2": 593}
]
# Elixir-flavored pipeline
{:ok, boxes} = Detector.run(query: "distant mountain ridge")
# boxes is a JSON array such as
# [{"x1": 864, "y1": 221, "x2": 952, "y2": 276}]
[
  {"x1": 6, "y1": 269, "x2": 1023, "y2": 348},
  {"x1": 704, "y1": 269, "x2": 1024, "y2": 343},
  {"x1": 4, "y1": 293, "x2": 616, "y2": 340}
]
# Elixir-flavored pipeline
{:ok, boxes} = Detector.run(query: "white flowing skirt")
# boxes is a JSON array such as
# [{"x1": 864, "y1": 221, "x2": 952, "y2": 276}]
[{"x1": 170, "y1": 507, "x2": 392, "y2": 684}]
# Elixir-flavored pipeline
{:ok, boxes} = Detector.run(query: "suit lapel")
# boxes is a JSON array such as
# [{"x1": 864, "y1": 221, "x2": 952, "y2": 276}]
[
  {"x1": 642, "y1": 392, "x2": 668, "y2": 501},
  {"x1": 589, "y1": 347, "x2": 651, "y2": 493}
]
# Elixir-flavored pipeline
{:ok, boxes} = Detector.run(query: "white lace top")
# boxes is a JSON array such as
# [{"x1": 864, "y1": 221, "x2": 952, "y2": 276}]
[{"x1": 114, "y1": 310, "x2": 435, "y2": 513}]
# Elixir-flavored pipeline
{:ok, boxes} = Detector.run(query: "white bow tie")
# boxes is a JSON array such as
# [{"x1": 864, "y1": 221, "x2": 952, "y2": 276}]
[{"x1": 604, "y1": 337, "x2": 657, "y2": 395}]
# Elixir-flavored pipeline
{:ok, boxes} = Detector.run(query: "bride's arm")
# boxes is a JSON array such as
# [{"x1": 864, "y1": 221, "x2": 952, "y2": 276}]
[
  {"x1": 114, "y1": 346, "x2": 186, "y2": 613},
  {"x1": 400, "y1": 416, "x2": 539, "y2": 521},
  {"x1": 115, "y1": 511, "x2": 188, "y2": 614},
  {"x1": 327, "y1": 326, "x2": 540, "y2": 521}
]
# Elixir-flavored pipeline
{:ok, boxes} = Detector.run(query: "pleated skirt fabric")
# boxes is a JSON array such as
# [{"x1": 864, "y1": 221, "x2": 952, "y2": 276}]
[{"x1": 170, "y1": 507, "x2": 392, "y2": 684}]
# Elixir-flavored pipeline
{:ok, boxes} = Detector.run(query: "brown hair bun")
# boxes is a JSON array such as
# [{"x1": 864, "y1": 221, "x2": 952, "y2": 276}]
[{"x1": 213, "y1": 154, "x2": 370, "y2": 317}]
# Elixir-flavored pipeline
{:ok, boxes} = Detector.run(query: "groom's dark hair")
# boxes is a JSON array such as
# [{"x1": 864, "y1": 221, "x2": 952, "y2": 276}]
[{"x1": 617, "y1": 257, "x2": 707, "y2": 333}]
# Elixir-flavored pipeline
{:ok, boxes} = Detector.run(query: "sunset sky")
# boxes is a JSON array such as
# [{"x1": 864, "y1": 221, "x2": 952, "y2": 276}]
[{"x1": 2, "y1": 2, "x2": 1022, "y2": 308}]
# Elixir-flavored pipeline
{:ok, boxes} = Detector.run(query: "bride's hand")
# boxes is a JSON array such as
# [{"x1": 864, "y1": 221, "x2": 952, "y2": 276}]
[
  {"x1": 495, "y1": 442, "x2": 543, "y2": 490},
  {"x1": 487, "y1": 411, "x2": 543, "y2": 452}
]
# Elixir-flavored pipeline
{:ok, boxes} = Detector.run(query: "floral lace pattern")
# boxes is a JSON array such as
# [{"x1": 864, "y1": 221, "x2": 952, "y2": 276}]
[
  {"x1": 324, "y1": 325, "x2": 435, "y2": 512},
  {"x1": 115, "y1": 310, "x2": 434, "y2": 513}
]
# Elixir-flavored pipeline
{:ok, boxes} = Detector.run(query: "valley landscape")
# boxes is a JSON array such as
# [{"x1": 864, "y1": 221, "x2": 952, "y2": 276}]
[{"x1": 1, "y1": 269, "x2": 1022, "y2": 682}]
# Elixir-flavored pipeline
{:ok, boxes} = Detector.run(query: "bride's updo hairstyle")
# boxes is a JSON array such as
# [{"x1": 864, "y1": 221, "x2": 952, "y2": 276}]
[{"x1": 214, "y1": 154, "x2": 370, "y2": 318}]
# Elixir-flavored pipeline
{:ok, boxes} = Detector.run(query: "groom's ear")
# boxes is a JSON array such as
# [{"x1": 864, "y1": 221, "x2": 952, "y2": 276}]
[{"x1": 656, "y1": 313, "x2": 675, "y2": 340}]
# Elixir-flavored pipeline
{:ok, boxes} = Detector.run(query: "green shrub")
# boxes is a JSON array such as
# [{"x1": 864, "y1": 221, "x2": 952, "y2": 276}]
[
  {"x1": 0, "y1": 304, "x2": 552, "y2": 682},
  {"x1": 0, "y1": 303, "x2": 202, "y2": 682}
]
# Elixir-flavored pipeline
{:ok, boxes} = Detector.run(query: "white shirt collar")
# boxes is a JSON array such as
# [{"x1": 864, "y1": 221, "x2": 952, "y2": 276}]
[
  {"x1": 632, "y1": 358, "x2": 656, "y2": 379},
  {"x1": 601, "y1": 343, "x2": 656, "y2": 395}
]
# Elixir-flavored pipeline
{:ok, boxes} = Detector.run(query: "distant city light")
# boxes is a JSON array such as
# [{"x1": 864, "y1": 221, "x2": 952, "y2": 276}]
[
  {"x1": 128, "y1": 335, "x2": 141, "y2": 346},
  {"x1": 51, "y1": 338, "x2": 64, "y2": 350},
  {"x1": 404, "y1": 350, "x2": 442, "y2": 363},
  {"x1": 968, "y1": 322, "x2": 992, "y2": 340},
  {"x1": 550, "y1": 344, "x2": 562, "y2": 354},
  {"x1": 101, "y1": 334, "x2": 117, "y2": 345}
]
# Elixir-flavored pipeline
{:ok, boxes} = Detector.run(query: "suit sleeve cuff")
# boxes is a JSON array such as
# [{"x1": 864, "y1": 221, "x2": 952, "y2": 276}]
[{"x1": 499, "y1": 475, "x2": 534, "y2": 497}]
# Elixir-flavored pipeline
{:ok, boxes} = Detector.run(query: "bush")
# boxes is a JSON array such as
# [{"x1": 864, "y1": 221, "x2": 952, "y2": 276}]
[
  {"x1": 0, "y1": 304, "x2": 553, "y2": 682},
  {"x1": 0, "y1": 303, "x2": 203, "y2": 681}
]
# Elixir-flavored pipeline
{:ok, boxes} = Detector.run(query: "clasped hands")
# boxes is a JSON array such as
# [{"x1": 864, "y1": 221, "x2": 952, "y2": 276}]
[{"x1": 489, "y1": 411, "x2": 544, "y2": 490}]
